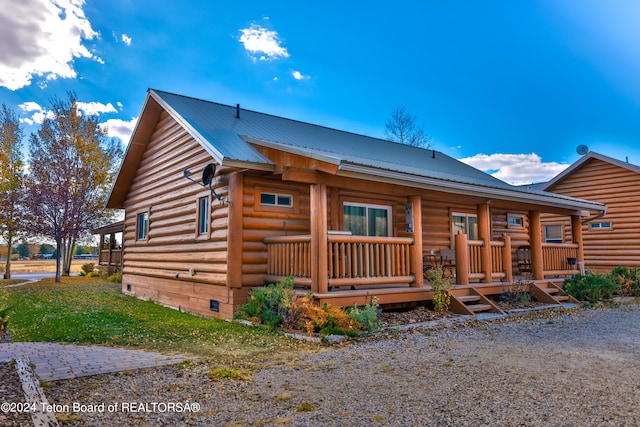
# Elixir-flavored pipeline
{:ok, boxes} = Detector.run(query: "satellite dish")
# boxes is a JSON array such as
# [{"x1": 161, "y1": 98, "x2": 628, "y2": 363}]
[
  {"x1": 202, "y1": 163, "x2": 216, "y2": 185},
  {"x1": 576, "y1": 145, "x2": 589, "y2": 155}
]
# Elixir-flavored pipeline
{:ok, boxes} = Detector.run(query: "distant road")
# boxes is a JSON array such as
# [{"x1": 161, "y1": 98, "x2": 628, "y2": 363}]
[{"x1": 9, "y1": 272, "x2": 79, "y2": 282}]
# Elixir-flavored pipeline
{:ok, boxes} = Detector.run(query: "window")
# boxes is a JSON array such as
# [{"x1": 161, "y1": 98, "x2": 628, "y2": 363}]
[
  {"x1": 589, "y1": 222, "x2": 611, "y2": 230},
  {"x1": 260, "y1": 192, "x2": 293, "y2": 207},
  {"x1": 343, "y1": 202, "x2": 392, "y2": 237},
  {"x1": 198, "y1": 196, "x2": 210, "y2": 235},
  {"x1": 507, "y1": 213, "x2": 524, "y2": 229},
  {"x1": 544, "y1": 224, "x2": 563, "y2": 243},
  {"x1": 452, "y1": 213, "x2": 478, "y2": 240},
  {"x1": 136, "y1": 212, "x2": 149, "y2": 240}
]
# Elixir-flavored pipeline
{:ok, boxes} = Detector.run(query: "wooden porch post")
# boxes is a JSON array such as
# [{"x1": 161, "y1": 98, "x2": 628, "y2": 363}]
[
  {"x1": 455, "y1": 231, "x2": 469, "y2": 285},
  {"x1": 98, "y1": 234, "x2": 105, "y2": 265},
  {"x1": 409, "y1": 196, "x2": 423, "y2": 287},
  {"x1": 477, "y1": 203, "x2": 492, "y2": 283},
  {"x1": 502, "y1": 234, "x2": 513, "y2": 283},
  {"x1": 108, "y1": 232, "x2": 115, "y2": 266},
  {"x1": 571, "y1": 214, "x2": 585, "y2": 274},
  {"x1": 528, "y1": 210, "x2": 544, "y2": 280},
  {"x1": 310, "y1": 183, "x2": 329, "y2": 294},
  {"x1": 227, "y1": 172, "x2": 244, "y2": 288}
]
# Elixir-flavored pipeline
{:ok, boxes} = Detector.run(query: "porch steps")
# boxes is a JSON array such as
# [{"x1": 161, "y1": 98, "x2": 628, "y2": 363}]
[
  {"x1": 530, "y1": 281, "x2": 580, "y2": 305},
  {"x1": 449, "y1": 288, "x2": 505, "y2": 316}
]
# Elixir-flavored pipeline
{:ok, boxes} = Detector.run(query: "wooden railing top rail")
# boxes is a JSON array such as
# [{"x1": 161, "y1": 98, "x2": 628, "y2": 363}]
[
  {"x1": 264, "y1": 235, "x2": 312, "y2": 244},
  {"x1": 542, "y1": 243, "x2": 579, "y2": 249},
  {"x1": 467, "y1": 240, "x2": 505, "y2": 248},
  {"x1": 327, "y1": 235, "x2": 414, "y2": 245}
]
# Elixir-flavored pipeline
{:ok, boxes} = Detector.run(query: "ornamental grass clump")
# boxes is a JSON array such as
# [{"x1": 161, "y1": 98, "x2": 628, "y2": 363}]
[
  {"x1": 428, "y1": 267, "x2": 452, "y2": 312},
  {"x1": 283, "y1": 295, "x2": 362, "y2": 336}
]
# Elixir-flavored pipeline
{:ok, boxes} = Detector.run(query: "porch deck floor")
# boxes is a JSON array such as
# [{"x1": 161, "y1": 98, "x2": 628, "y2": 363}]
[{"x1": 306, "y1": 278, "x2": 567, "y2": 308}]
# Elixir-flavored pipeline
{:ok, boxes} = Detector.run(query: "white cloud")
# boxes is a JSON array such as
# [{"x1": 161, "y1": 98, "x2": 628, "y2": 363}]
[
  {"x1": 292, "y1": 70, "x2": 309, "y2": 80},
  {"x1": 459, "y1": 153, "x2": 570, "y2": 185},
  {"x1": 0, "y1": 0, "x2": 101, "y2": 90},
  {"x1": 19, "y1": 101, "x2": 43, "y2": 113},
  {"x1": 101, "y1": 117, "x2": 137, "y2": 144},
  {"x1": 121, "y1": 34, "x2": 132, "y2": 46},
  {"x1": 239, "y1": 24, "x2": 289, "y2": 61},
  {"x1": 77, "y1": 101, "x2": 117, "y2": 115}
]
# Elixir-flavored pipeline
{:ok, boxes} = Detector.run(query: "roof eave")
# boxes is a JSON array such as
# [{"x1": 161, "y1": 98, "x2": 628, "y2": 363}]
[{"x1": 338, "y1": 163, "x2": 606, "y2": 214}]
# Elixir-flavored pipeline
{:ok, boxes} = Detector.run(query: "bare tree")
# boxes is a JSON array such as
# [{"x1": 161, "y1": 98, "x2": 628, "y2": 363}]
[
  {"x1": 24, "y1": 92, "x2": 123, "y2": 281},
  {"x1": 0, "y1": 104, "x2": 25, "y2": 279},
  {"x1": 384, "y1": 105, "x2": 432, "y2": 148}
]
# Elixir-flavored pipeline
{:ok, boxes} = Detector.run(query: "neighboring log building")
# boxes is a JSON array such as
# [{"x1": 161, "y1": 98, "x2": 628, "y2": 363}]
[
  {"x1": 538, "y1": 152, "x2": 640, "y2": 273},
  {"x1": 107, "y1": 90, "x2": 606, "y2": 319}
]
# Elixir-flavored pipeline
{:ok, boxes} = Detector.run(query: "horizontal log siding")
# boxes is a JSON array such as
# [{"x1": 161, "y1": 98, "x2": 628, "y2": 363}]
[
  {"x1": 242, "y1": 175, "x2": 311, "y2": 286},
  {"x1": 491, "y1": 208, "x2": 530, "y2": 274},
  {"x1": 121, "y1": 112, "x2": 233, "y2": 317},
  {"x1": 544, "y1": 158, "x2": 640, "y2": 272}
]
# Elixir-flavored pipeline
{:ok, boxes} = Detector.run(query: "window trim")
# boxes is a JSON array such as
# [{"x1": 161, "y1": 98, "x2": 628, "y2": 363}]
[
  {"x1": 589, "y1": 221, "x2": 612, "y2": 231},
  {"x1": 254, "y1": 186, "x2": 299, "y2": 214},
  {"x1": 136, "y1": 210, "x2": 149, "y2": 241},
  {"x1": 196, "y1": 195, "x2": 211, "y2": 238},
  {"x1": 343, "y1": 201, "x2": 393, "y2": 237}
]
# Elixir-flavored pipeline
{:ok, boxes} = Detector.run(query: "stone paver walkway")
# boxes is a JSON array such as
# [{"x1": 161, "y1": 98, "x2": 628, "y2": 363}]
[{"x1": 0, "y1": 343, "x2": 192, "y2": 381}]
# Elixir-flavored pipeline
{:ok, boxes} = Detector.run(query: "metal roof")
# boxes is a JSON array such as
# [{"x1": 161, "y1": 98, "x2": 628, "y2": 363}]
[
  {"x1": 152, "y1": 90, "x2": 517, "y2": 189},
  {"x1": 107, "y1": 89, "x2": 605, "y2": 213}
]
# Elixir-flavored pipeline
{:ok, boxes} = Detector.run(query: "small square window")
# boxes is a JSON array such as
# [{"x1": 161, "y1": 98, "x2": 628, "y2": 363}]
[
  {"x1": 544, "y1": 224, "x2": 562, "y2": 243},
  {"x1": 260, "y1": 193, "x2": 277, "y2": 205},
  {"x1": 508, "y1": 214, "x2": 524, "y2": 228},
  {"x1": 136, "y1": 212, "x2": 148, "y2": 240}
]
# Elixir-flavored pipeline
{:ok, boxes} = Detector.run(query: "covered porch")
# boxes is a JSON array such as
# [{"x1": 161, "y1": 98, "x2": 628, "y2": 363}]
[
  {"x1": 92, "y1": 220, "x2": 125, "y2": 268},
  {"x1": 263, "y1": 185, "x2": 589, "y2": 312}
]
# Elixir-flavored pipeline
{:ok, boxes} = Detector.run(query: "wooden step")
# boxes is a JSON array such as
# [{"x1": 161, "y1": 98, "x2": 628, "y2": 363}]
[
  {"x1": 466, "y1": 303, "x2": 493, "y2": 313},
  {"x1": 458, "y1": 295, "x2": 482, "y2": 303},
  {"x1": 544, "y1": 287, "x2": 560, "y2": 294},
  {"x1": 555, "y1": 295, "x2": 570, "y2": 302}
]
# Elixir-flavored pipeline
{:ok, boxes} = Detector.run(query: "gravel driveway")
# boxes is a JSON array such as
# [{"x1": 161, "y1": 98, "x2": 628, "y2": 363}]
[{"x1": 44, "y1": 305, "x2": 640, "y2": 426}]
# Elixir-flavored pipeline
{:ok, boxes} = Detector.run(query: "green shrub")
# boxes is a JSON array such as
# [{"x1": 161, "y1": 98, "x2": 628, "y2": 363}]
[
  {"x1": 608, "y1": 266, "x2": 640, "y2": 297},
  {"x1": 428, "y1": 267, "x2": 452, "y2": 312},
  {"x1": 235, "y1": 277, "x2": 295, "y2": 327},
  {"x1": 108, "y1": 270, "x2": 122, "y2": 283},
  {"x1": 563, "y1": 273, "x2": 619, "y2": 303},
  {"x1": 347, "y1": 298, "x2": 381, "y2": 333},
  {"x1": 80, "y1": 263, "x2": 95, "y2": 276}
]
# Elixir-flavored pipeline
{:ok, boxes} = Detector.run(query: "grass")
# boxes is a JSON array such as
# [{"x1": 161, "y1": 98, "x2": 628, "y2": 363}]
[{"x1": 2, "y1": 277, "x2": 315, "y2": 365}]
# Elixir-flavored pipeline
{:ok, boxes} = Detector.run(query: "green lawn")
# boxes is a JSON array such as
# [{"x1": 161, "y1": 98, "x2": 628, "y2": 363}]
[{"x1": 2, "y1": 277, "x2": 314, "y2": 364}]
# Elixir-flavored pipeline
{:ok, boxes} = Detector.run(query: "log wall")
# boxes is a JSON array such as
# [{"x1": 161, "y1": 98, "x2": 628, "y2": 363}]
[
  {"x1": 543, "y1": 158, "x2": 640, "y2": 272},
  {"x1": 121, "y1": 112, "x2": 238, "y2": 318}
]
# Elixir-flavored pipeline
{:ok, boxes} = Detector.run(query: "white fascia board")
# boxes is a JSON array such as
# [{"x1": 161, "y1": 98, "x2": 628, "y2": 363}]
[{"x1": 338, "y1": 163, "x2": 606, "y2": 213}]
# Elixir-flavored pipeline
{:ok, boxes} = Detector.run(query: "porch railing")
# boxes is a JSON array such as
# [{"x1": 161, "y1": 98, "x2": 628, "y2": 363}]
[
  {"x1": 542, "y1": 243, "x2": 579, "y2": 276},
  {"x1": 327, "y1": 235, "x2": 414, "y2": 287},
  {"x1": 264, "y1": 235, "x2": 312, "y2": 286},
  {"x1": 98, "y1": 249, "x2": 122, "y2": 266},
  {"x1": 465, "y1": 239, "x2": 509, "y2": 282},
  {"x1": 264, "y1": 234, "x2": 414, "y2": 288}
]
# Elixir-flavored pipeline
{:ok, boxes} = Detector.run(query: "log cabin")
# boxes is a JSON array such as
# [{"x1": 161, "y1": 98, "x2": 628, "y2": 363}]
[
  {"x1": 106, "y1": 89, "x2": 606, "y2": 319},
  {"x1": 537, "y1": 151, "x2": 640, "y2": 273}
]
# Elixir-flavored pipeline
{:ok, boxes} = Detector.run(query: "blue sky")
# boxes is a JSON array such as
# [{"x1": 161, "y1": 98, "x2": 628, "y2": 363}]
[{"x1": 2, "y1": 0, "x2": 640, "y2": 185}]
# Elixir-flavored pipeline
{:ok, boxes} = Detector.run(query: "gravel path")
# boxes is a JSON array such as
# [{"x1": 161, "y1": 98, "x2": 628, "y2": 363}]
[{"x1": 38, "y1": 305, "x2": 640, "y2": 426}]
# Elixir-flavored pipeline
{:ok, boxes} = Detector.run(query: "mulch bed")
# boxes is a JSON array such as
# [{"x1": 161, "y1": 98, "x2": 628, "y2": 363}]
[{"x1": 0, "y1": 361, "x2": 32, "y2": 427}]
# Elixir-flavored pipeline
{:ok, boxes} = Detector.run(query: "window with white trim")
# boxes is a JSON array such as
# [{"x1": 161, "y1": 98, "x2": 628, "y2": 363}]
[
  {"x1": 507, "y1": 213, "x2": 524, "y2": 229},
  {"x1": 589, "y1": 222, "x2": 611, "y2": 230},
  {"x1": 197, "y1": 196, "x2": 210, "y2": 235},
  {"x1": 260, "y1": 192, "x2": 293, "y2": 208},
  {"x1": 343, "y1": 202, "x2": 392, "y2": 237},
  {"x1": 136, "y1": 211, "x2": 149, "y2": 240}
]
